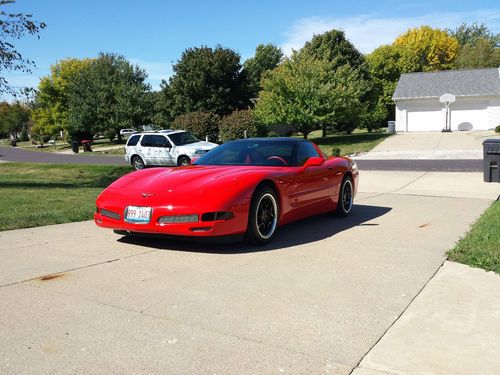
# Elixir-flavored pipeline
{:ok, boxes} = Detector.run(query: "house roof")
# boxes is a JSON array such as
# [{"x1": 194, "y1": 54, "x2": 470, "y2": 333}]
[{"x1": 392, "y1": 67, "x2": 500, "y2": 100}]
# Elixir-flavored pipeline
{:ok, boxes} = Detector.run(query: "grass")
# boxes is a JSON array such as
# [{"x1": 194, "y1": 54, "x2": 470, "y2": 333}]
[
  {"x1": 447, "y1": 201, "x2": 500, "y2": 274},
  {"x1": 0, "y1": 163, "x2": 132, "y2": 231},
  {"x1": 303, "y1": 129, "x2": 392, "y2": 156}
]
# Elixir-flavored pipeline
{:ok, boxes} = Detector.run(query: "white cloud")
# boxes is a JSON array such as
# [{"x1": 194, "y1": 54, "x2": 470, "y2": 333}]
[
  {"x1": 129, "y1": 59, "x2": 173, "y2": 90},
  {"x1": 281, "y1": 10, "x2": 500, "y2": 55}
]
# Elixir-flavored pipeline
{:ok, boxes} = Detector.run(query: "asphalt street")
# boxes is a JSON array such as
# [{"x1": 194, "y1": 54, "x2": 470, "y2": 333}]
[
  {"x1": 0, "y1": 146, "x2": 126, "y2": 165},
  {"x1": 0, "y1": 145, "x2": 483, "y2": 171}
]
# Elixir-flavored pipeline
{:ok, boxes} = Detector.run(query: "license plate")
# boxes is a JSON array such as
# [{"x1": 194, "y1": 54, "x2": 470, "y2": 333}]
[{"x1": 125, "y1": 206, "x2": 152, "y2": 223}]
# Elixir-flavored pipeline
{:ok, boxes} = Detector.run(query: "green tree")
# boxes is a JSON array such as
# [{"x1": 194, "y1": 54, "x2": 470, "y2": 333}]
[
  {"x1": 31, "y1": 58, "x2": 92, "y2": 138},
  {"x1": 454, "y1": 37, "x2": 500, "y2": 68},
  {"x1": 299, "y1": 29, "x2": 366, "y2": 70},
  {"x1": 255, "y1": 54, "x2": 369, "y2": 139},
  {"x1": 171, "y1": 111, "x2": 220, "y2": 142},
  {"x1": 366, "y1": 44, "x2": 420, "y2": 127},
  {"x1": 298, "y1": 29, "x2": 374, "y2": 134},
  {"x1": 243, "y1": 44, "x2": 283, "y2": 99},
  {"x1": 166, "y1": 45, "x2": 249, "y2": 118},
  {"x1": 448, "y1": 22, "x2": 499, "y2": 47},
  {"x1": 394, "y1": 26, "x2": 459, "y2": 71},
  {"x1": 67, "y1": 53, "x2": 152, "y2": 142},
  {"x1": 448, "y1": 23, "x2": 500, "y2": 69},
  {"x1": 0, "y1": 100, "x2": 30, "y2": 139},
  {"x1": 0, "y1": 0, "x2": 45, "y2": 96}
]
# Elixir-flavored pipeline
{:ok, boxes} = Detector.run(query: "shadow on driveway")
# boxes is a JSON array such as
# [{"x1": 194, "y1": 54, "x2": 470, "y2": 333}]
[{"x1": 117, "y1": 204, "x2": 392, "y2": 254}]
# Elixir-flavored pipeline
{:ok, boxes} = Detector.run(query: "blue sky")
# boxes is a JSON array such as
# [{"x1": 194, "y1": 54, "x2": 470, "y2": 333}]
[{"x1": 2, "y1": 0, "x2": 500, "y2": 100}]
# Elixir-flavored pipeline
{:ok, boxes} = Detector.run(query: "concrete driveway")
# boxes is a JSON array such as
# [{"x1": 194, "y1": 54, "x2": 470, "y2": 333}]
[
  {"x1": 355, "y1": 130, "x2": 499, "y2": 160},
  {"x1": 0, "y1": 171, "x2": 498, "y2": 374}
]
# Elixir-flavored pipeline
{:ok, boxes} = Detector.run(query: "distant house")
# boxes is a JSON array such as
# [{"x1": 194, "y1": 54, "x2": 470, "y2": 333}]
[{"x1": 393, "y1": 67, "x2": 500, "y2": 132}]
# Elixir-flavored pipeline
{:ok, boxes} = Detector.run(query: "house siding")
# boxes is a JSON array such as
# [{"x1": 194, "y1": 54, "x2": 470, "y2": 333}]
[{"x1": 488, "y1": 99, "x2": 500, "y2": 129}]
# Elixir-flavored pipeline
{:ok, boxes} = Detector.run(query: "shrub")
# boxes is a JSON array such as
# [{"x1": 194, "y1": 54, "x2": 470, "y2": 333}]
[
  {"x1": 19, "y1": 127, "x2": 30, "y2": 142},
  {"x1": 171, "y1": 111, "x2": 220, "y2": 142},
  {"x1": 104, "y1": 129, "x2": 116, "y2": 142},
  {"x1": 495, "y1": 125, "x2": 500, "y2": 133},
  {"x1": 219, "y1": 110, "x2": 268, "y2": 142}
]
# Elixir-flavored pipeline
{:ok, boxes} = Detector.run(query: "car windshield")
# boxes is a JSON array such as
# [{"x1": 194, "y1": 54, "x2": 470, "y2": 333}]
[
  {"x1": 194, "y1": 139, "x2": 301, "y2": 167},
  {"x1": 168, "y1": 131, "x2": 199, "y2": 146}
]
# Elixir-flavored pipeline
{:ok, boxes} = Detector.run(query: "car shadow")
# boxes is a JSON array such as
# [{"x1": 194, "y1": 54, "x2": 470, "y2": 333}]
[{"x1": 117, "y1": 204, "x2": 392, "y2": 254}]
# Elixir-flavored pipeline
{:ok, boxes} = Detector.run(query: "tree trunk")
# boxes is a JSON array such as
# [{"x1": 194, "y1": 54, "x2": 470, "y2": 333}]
[{"x1": 322, "y1": 123, "x2": 326, "y2": 138}]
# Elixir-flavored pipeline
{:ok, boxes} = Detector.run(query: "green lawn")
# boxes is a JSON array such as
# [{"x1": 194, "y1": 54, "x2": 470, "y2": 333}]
[
  {"x1": 304, "y1": 129, "x2": 392, "y2": 156},
  {"x1": 447, "y1": 201, "x2": 500, "y2": 274},
  {"x1": 0, "y1": 163, "x2": 132, "y2": 231}
]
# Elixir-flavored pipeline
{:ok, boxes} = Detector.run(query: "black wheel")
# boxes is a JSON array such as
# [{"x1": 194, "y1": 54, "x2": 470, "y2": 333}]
[
  {"x1": 246, "y1": 186, "x2": 279, "y2": 245},
  {"x1": 335, "y1": 176, "x2": 353, "y2": 217},
  {"x1": 132, "y1": 156, "x2": 145, "y2": 170},
  {"x1": 178, "y1": 156, "x2": 191, "y2": 166}
]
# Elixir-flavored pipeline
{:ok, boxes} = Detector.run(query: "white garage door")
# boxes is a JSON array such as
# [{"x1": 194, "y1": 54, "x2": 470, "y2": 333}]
[
  {"x1": 406, "y1": 106, "x2": 443, "y2": 131},
  {"x1": 450, "y1": 102, "x2": 488, "y2": 131}
]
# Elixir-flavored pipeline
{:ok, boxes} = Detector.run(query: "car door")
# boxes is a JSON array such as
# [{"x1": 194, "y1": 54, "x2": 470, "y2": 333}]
[
  {"x1": 139, "y1": 135, "x2": 156, "y2": 165},
  {"x1": 286, "y1": 142, "x2": 333, "y2": 209},
  {"x1": 152, "y1": 135, "x2": 174, "y2": 165}
]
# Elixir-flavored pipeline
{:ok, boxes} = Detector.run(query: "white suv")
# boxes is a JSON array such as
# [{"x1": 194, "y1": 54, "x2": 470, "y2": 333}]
[{"x1": 125, "y1": 130, "x2": 218, "y2": 170}]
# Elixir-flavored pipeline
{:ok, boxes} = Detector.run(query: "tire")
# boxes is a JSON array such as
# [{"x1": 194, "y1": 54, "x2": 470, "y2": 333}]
[
  {"x1": 335, "y1": 175, "x2": 354, "y2": 217},
  {"x1": 178, "y1": 156, "x2": 191, "y2": 166},
  {"x1": 246, "y1": 186, "x2": 279, "y2": 245},
  {"x1": 132, "y1": 156, "x2": 145, "y2": 170}
]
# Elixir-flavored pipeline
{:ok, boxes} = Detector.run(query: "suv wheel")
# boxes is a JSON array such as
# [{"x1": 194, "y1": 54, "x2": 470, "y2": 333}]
[
  {"x1": 177, "y1": 156, "x2": 191, "y2": 166},
  {"x1": 132, "y1": 156, "x2": 145, "y2": 170}
]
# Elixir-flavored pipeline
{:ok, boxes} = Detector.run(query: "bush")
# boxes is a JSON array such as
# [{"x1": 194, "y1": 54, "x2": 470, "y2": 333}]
[
  {"x1": 104, "y1": 129, "x2": 116, "y2": 142},
  {"x1": 219, "y1": 110, "x2": 268, "y2": 142},
  {"x1": 19, "y1": 127, "x2": 30, "y2": 142},
  {"x1": 495, "y1": 125, "x2": 500, "y2": 133},
  {"x1": 171, "y1": 111, "x2": 220, "y2": 142}
]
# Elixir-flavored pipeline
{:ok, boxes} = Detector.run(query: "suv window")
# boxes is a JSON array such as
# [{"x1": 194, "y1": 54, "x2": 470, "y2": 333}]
[
  {"x1": 141, "y1": 134, "x2": 171, "y2": 148},
  {"x1": 296, "y1": 141, "x2": 320, "y2": 166},
  {"x1": 127, "y1": 134, "x2": 141, "y2": 146}
]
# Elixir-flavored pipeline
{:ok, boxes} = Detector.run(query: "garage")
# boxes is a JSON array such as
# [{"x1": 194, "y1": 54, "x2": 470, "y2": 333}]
[{"x1": 393, "y1": 67, "x2": 500, "y2": 132}]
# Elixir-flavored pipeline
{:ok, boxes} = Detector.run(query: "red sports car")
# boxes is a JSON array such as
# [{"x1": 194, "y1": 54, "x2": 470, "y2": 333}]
[{"x1": 94, "y1": 138, "x2": 359, "y2": 244}]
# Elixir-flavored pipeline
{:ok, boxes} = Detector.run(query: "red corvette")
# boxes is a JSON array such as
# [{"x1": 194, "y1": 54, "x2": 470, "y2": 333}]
[{"x1": 94, "y1": 138, "x2": 359, "y2": 244}]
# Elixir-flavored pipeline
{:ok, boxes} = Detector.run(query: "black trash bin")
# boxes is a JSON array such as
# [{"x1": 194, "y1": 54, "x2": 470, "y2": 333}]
[
  {"x1": 71, "y1": 141, "x2": 79, "y2": 154},
  {"x1": 483, "y1": 139, "x2": 500, "y2": 183}
]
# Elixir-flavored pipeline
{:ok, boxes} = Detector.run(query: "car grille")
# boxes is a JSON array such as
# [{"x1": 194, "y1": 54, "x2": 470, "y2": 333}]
[{"x1": 158, "y1": 214, "x2": 199, "y2": 224}]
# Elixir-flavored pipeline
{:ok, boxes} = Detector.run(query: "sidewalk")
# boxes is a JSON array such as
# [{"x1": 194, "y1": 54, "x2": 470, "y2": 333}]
[{"x1": 352, "y1": 261, "x2": 500, "y2": 375}]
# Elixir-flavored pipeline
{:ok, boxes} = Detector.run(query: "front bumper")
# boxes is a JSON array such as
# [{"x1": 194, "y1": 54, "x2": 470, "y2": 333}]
[{"x1": 94, "y1": 204, "x2": 249, "y2": 237}]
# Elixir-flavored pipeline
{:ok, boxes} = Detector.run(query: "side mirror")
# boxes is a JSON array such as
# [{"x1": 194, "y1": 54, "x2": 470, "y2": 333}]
[{"x1": 303, "y1": 157, "x2": 324, "y2": 168}]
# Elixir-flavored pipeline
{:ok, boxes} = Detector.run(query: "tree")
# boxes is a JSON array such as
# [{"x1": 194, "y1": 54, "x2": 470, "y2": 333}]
[
  {"x1": 448, "y1": 23, "x2": 500, "y2": 69},
  {"x1": 166, "y1": 45, "x2": 250, "y2": 118},
  {"x1": 67, "y1": 53, "x2": 152, "y2": 142},
  {"x1": 299, "y1": 29, "x2": 366, "y2": 70},
  {"x1": 298, "y1": 29, "x2": 374, "y2": 134},
  {"x1": 171, "y1": 111, "x2": 220, "y2": 142},
  {"x1": 365, "y1": 44, "x2": 421, "y2": 127},
  {"x1": 0, "y1": 0, "x2": 45, "y2": 96},
  {"x1": 31, "y1": 58, "x2": 92, "y2": 138},
  {"x1": 448, "y1": 22, "x2": 499, "y2": 47},
  {"x1": 243, "y1": 44, "x2": 283, "y2": 99},
  {"x1": 0, "y1": 100, "x2": 30, "y2": 139},
  {"x1": 454, "y1": 37, "x2": 500, "y2": 68},
  {"x1": 394, "y1": 26, "x2": 459, "y2": 71},
  {"x1": 255, "y1": 54, "x2": 369, "y2": 139}
]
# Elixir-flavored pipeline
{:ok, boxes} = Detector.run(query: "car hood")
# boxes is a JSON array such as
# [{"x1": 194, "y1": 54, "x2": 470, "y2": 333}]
[
  {"x1": 178, "y1": 141, "x2": 217, "y2": 150},
  {"x1": 103, "y1": 165, "x2": 256, "y2": 204}
]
